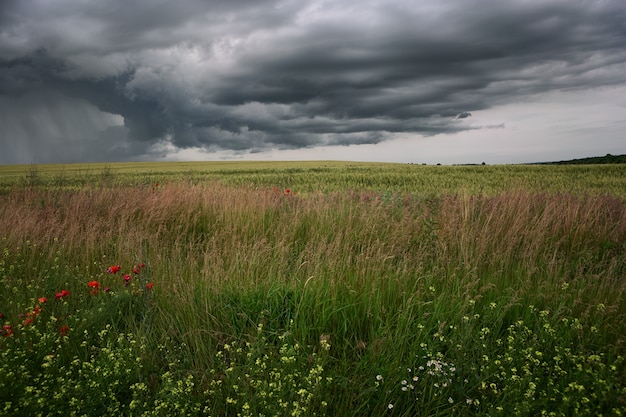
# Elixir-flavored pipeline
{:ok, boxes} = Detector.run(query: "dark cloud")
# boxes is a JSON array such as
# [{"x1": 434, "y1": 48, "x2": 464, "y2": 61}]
[{"x1": 1, "y1": 0, "x2": 625, "y2": 163}]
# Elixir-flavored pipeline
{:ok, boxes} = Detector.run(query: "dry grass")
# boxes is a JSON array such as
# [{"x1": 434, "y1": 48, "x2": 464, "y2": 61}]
[{"x1": 2, "y1": 181, "x2": 624, "y2": 311}]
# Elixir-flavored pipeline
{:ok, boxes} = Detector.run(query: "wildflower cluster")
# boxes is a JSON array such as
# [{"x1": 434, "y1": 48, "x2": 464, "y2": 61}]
[
  {"x1": 270, "y1": 187, "x2": 298, "y2": 196},
  {"x1": 470, "y1": 311, "x2": 626, "y2": 417},
  {"x1": 375, "y1": 344, "x2": 472, "y2": 415},
  {"x1": 1, "y1": 262, "x2": 153, "y2": 341},
  {"x1": 0, "y1": 260, "x2": 157, "y2": 416},
  {"x1": 106, "y1": 262, "x2": 152, "y2": 290},
  {"x1": 1, "y1": 289, "x2": 71, "y2": 341},
  {"x1": 1, "y1": 320, "x2": 150, "y2": 416},
  {"x1": 371, "y1": 302, "x2": 626, "y2": 416},
  {"x1": 130, "y1": 369, "x2": 202, "y2": 417},
  {"x1": 204, "y1": 321, "x2": 331, "y2": 416}
]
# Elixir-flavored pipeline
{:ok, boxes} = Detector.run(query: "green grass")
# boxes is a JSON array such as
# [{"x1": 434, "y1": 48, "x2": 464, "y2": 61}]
[{"x1": 0, "y1": 161, "x2": 625, "y2": 416}]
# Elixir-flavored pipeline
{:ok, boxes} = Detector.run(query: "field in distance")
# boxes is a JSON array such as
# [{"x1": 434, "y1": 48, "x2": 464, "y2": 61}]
[{"x1": 1, "y1": 159, "x2": 625, "y2": 197}]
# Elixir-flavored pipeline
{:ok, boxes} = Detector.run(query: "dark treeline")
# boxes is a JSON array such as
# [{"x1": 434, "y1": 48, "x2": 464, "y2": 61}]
[{"x1": 534, "y1": 153, "x2": 626, "y2": 165}]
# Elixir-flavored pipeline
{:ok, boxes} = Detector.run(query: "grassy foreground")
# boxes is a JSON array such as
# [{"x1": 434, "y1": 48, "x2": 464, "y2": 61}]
[{"x1": 1, "y1": 162, "x2": 625, "y2": 416}]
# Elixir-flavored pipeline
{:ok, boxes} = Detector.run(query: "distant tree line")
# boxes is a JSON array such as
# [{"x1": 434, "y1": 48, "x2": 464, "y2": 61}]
[{"x1": 534, "y1": 154, "x2": 626, "y2": 165}]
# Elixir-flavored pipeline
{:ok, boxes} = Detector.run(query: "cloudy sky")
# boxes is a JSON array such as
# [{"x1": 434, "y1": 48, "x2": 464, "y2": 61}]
[{"x1": 1, "y1": 0, "x2": 625, "y2": 165}]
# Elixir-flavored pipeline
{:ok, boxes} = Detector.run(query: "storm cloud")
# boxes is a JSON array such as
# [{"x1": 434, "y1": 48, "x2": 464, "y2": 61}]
[{"x1": 1, "y1": 0, "x2": 625, "y2": 163}]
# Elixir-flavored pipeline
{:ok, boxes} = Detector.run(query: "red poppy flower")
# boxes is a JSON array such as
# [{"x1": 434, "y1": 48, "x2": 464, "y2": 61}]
[
  {"x1": 59, "y1": 325, "x2": 70, "y2": 336},
  {"x1": 55, "y1": 289, "x2": 70, "y2": 299},
  {"x1": 88, "y1": 281, "x2": 100, "y2": 289},
  {"x1": 145, "y1": 282, "x2": 154, "y2": 290},
  {"x1": 106, "y1": 265, "x2": 121, "y2": 274},
  {"x1": 3, "y1": 324, "x2": 13, "y2": 337},
  {"x1": 123, "y1": 274, "x2": 132, "y2": 286},
  {"x1": 38, "y1": 297, "x2": 48, "y2": 304},
  {"x1": 23, "y1": 317, "x2": 33, "y2": 326}
]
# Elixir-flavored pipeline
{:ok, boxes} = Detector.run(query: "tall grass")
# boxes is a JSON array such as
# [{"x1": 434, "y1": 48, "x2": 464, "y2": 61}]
[{"x1": 1, "y1": 172, "x2": 625, "y2": 415}]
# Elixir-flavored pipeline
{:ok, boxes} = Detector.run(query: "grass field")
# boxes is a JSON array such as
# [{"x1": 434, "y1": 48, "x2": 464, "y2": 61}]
[
  {"x1": 1, "y1": 161, "x2": 625, "y2": 416},
  {"x1": 2, "y1": 160, "x2": 626, "y2": 195}
]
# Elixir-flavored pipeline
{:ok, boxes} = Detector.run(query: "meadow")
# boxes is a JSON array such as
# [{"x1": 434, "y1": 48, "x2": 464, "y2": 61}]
[{"x1": 0, "y1": 161, "x2": 625, "y2": 416}]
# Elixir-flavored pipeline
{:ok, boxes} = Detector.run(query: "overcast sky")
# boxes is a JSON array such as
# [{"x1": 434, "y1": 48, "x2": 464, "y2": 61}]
[{"x1": 1, "y1": 0, "x2": 625, "y2": 165}]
